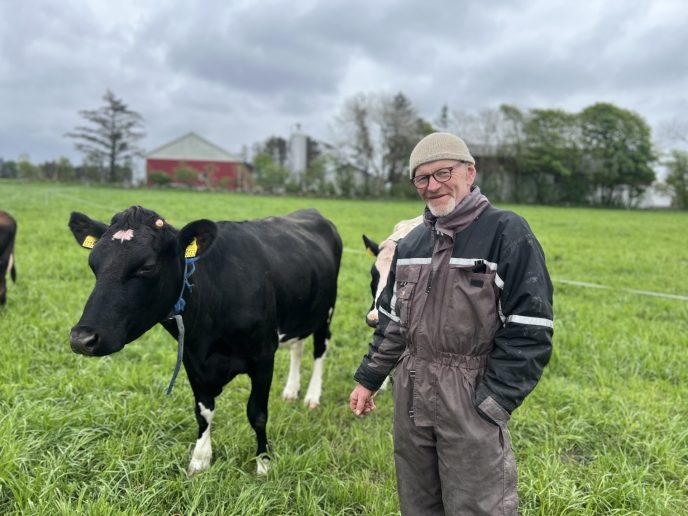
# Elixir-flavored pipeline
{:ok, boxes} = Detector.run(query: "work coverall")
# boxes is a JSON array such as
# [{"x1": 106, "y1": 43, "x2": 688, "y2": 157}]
[{"x1": 354, "y1": 187, "x2": 554, "y2": 515}]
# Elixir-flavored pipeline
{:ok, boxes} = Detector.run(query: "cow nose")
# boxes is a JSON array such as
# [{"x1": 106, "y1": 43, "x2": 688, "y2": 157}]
[
  {"x1": 70, "y1": 327, "x2": 99, "y2": 355},
  {"x1": 365, "y1": 309, "x2": 379, "y2": 328}
]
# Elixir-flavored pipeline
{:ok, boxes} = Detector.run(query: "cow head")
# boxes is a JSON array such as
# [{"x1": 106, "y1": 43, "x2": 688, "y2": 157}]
[
  {"x1": 0, "y1": 211, "x2": 17, "y2": 306},
  {"x1": 362, "y1": 234, "x2": 384, "y2": 328},
  {"x1": 68, "y1": 206, "x2": 217, "y2": 356}
]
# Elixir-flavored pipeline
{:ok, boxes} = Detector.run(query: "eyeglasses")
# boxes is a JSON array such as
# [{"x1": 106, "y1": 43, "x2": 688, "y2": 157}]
[{"x1": 410, "y1": 161, "x2": 468, "y2": 188}]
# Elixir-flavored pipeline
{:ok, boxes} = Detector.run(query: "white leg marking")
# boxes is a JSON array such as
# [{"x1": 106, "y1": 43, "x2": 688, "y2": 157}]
[
  {"x1": 282, "y1": 340, "x2": 304, "y2": 401},
  {"x1": 187, "y1": 402, "x2": 214, "y2": 475},
  {"x1": 256, "y1": 454, "x2": 271, "y2": 475},
  {"x1": 304, "y1": 347, "x2": 327, "y2": 409}
]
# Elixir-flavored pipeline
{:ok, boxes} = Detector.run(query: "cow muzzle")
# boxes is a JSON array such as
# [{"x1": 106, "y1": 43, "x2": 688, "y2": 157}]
[
  {"x1": 70, "y1": 326, "x2": 101, "y2": 356},
  {"x1": 365, "y1": 308, "x2": 379, "y2": 328}
]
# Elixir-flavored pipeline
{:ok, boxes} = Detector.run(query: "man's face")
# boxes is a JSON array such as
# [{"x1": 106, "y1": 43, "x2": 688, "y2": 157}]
[{"x1": 414, "y1": 159, "x2": 476, "y2": 217}]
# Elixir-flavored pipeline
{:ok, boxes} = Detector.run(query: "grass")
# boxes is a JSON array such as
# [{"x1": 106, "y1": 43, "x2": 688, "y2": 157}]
[{"x1": 0, "y1": 181, "x2": 686, "y2": 515}]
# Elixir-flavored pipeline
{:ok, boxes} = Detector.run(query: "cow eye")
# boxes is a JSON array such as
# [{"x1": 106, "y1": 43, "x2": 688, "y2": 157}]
[{"x1": 135, "y1": 263, "x2": 158, "y2": 276}]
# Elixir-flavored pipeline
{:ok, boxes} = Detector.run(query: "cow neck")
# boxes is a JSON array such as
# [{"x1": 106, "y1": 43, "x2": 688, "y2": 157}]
[{"x1": 164, "y1": 254, "x2": 201, "y2": 396}]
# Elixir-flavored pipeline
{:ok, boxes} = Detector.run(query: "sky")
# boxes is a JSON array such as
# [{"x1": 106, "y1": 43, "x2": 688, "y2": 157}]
[{"x1": 1, "y1": 0, "x2": 687, "y2": 166}]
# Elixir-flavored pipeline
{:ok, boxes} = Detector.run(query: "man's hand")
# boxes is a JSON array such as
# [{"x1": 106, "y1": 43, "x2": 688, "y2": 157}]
[{"x1": 349, "y1": 384, "x2": 376, "y2": 417}]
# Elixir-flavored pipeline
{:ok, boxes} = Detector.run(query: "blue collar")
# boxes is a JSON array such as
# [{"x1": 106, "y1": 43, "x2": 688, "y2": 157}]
[{"x1": 165, "y1": 255, "x2": 201, "y2": 395}]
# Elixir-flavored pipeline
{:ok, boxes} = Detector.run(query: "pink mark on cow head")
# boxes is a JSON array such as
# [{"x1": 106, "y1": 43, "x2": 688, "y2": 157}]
[{"x1": 112, "y1": 229, "x2": 135, "y2": 243}]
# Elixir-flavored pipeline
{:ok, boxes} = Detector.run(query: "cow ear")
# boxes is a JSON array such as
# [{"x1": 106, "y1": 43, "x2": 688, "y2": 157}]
[
  {"x1": 69, "y1": 212, "x2": 108, "y2": 249},
  {"x1": 179, "y1": 219, "x2": 217, "y2": 258},
  {"x1": 362, "y1": 234, "x2": 380, "y2": 256}
]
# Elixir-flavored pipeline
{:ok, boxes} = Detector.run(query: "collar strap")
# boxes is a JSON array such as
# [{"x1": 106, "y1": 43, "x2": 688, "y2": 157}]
[{"x1": 165, "y1": 255, "x2": 200, "y2": 395}]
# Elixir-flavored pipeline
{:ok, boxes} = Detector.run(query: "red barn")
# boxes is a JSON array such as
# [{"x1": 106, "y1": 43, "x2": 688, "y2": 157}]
[{"x1": 146, "y1": 132, "x2": 252, "y2": 190}]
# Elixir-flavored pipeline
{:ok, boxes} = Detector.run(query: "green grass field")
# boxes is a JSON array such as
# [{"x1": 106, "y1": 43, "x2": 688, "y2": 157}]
[{"x1": 1, "y1": 181, "x2": 686, "y2": 515}]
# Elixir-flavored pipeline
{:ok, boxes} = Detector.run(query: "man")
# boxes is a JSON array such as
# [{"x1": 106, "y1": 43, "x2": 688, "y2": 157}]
[{"x1": 349, "y1": 132, "x2": 553, "y2": 515}]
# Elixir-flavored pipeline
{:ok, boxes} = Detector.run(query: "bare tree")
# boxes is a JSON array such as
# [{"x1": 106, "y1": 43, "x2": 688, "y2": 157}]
[
  {"x1": 66, "y1": 90, "x2": 145, "y2": 183},
  {"x1": 331, "y1": 92, "x2": 431, "y2": 195}
]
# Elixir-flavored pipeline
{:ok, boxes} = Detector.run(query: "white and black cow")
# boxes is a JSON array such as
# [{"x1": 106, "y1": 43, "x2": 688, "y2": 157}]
[
  {"x1": 0, "y1": 211, "x2": 17, "y2": 305},
  {"x1": 362, "y1": 215, "x2": 423, "y2": 328},
  {"x1": 68, "y1": 206, "x2": 342, "y2": 475}
]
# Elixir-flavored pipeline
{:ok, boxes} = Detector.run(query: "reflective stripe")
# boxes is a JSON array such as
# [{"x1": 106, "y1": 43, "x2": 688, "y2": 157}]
[
  {"x1": 448, "y1": 257, "x2": 498, "y2": 271},
  {"x1": 495, "y1": 273, "x2": 504, "y2": 289},
  {"x1": 389, "y1": 280, "x2": 398, "y2": 318},
  {"x1": 506, "y1": 315, "x2": 554, "y2": 328},
  {"x1": 379, "y1": 305, "x2": 400, "y2": 324},
  {"x1": 397, "y1": 258, "x2": 432, "y2": 265}
]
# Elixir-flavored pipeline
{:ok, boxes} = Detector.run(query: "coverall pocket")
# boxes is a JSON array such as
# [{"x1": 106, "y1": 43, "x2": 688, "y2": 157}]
[
  {"x1": 394, "y1": 265, "x2": 421, "y2": 329},
  {"x1": 446, "y1": 263, "x2": 500, "y2": 349}
]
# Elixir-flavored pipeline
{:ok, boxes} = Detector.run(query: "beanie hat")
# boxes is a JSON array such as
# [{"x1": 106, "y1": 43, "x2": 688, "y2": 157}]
[{"x1": 409, "y1": 132, "x2": 475, "y2": 178}]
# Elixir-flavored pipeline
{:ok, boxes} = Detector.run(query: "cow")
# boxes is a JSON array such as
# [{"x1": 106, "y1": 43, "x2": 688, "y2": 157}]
[
  {"x1": 362, "y1": 216, "x2": 423, "y2": 392},
  {"x1": 68, "y1": 205, "x2": 342, "y2": 475},
  {"x1": 0, "y1": 211, "x2": 17, "y2": 305},
  {"x1": 362, "y1": 215, "x2": 423, "y2": 328}
]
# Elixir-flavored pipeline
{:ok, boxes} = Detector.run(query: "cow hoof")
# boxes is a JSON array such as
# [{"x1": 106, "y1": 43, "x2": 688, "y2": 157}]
[
  {"x1": 282, "y1": 391, "x2": 299, "y2": 402},
  {"x1": 187, "y1": 459, "x2": 210, "y2": 476},
  {"x1": 256, "y1": 455, "x2": 270, "y2": 475},
  {"x1": 304, "y1": 397, "x2": 320, "y2": 410}
]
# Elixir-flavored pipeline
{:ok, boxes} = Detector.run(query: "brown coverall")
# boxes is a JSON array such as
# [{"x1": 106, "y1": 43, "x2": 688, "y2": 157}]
[{"x1": 355, "y1": 188, "x2": 553, "y2": 515}]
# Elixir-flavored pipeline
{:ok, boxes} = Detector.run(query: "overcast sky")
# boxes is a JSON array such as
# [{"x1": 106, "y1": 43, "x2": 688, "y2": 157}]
[{"x1": 1, "y1": 0, "x2": 687, "y2": 166}]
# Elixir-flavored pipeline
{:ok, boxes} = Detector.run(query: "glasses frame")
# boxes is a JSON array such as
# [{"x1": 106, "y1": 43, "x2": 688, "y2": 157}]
[{"x1": 410, "y1": 161, "x2": 469, "y2": 189}]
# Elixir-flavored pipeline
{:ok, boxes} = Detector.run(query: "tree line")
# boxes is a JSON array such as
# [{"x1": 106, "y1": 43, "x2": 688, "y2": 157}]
[{"x1": 2, "y1": 90, "x2": 687, "y2": 208}]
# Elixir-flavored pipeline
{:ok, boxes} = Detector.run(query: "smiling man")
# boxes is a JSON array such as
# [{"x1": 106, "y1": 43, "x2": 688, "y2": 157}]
[{"x1": 350, "y1": 132, "x2": 554, "y2": 515}]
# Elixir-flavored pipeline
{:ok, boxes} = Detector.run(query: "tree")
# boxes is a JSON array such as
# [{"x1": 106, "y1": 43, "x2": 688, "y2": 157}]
[
  {"x1": 174, "y1": 164, "x2": 199, "y2": 187},
  {"x1": 521, "y1": 109, "x2": 582, "y2": 204},
  {"x1": 579, "y1": 103, "x2": 656, "y2": 206},
  {"x1": 331, "y1": 92, "x2": 433, "y2": 196},
  {"x1": 253, "y1": 152, "x2": 289, "y2": 193},
  {"x1": 497, "y1": 105, "x2": 529, "y2": 202},
  {"x1": 435, "y1": 104, "x2": 451, "y2": 131},
  {"x1": 260, "y1": 136, "x2": 288, "y2": 167},
  {"x1": 37, "y1": 157, "x2": 75, "y2": 182},
  {"x1": 66, "y1": 90, "x2": 145, "y2": 183},
  {"x1": 17, "y1": 154, "x2": 43, "y2": 180},
  {"x1": 665, "y1": 150, "x2": 688, "y2": 209},
  {"x1": 0, "y1": 160, "x2": 18, "y2": 179}
]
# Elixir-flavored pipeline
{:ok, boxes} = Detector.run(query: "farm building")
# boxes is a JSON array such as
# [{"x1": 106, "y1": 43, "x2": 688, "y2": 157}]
[{"x1": 146, "y1": 132, "x2": 252, "y2": 190}]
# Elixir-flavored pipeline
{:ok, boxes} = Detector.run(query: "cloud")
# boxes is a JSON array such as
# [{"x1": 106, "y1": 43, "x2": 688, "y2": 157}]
[{"x1": 1, "y1": 0, "x2": 687, "y2": 164}]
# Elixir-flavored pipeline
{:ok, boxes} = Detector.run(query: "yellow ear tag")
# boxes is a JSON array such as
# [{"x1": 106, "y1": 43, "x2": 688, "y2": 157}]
[
  {"x1": 185, "y1": 238, "x2": 198, "y2": 258},
  {"x1": 366, "y1": 248, "x2": 375, "y2": 257},
  {"x1": 82, "y1": 235, "x2": 97, "y2": 249}
]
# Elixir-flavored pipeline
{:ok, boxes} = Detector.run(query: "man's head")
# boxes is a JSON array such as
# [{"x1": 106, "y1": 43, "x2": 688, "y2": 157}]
[{"x1": 409, "y1": 132, "x2": 476, "y2": 217}]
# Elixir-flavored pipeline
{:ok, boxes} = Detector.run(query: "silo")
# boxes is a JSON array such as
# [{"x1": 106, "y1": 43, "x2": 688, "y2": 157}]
[{"x1": 288, "y1": 124, "x2": 308, "y2": 177}]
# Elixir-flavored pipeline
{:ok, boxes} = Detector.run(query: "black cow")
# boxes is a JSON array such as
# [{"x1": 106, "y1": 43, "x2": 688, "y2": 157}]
[
  {"x1": 68, "y1": 206, "x2": 342, "y2": 475},
  {"x1": 0, "y1": 211, "x2": 17, "y2": 305}
]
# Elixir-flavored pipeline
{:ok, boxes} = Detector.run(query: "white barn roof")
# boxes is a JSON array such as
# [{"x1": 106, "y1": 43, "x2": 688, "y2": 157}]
[{"x1": 146, "y1": 132, "x2": 241, "y2": 162}]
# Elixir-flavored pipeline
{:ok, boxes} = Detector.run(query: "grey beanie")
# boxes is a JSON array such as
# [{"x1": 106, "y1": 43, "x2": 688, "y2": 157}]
[{"x1": 409, "y1": 132, "x2": 475, "y2": 178}]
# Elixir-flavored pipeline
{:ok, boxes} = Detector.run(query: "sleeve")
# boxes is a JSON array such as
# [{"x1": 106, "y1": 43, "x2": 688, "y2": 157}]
[
  {"x1": 474, "y1": 221, "x2": 554, "y2": 424},
  {"x1": 353, "y1": 252, "x2": 408, "y2": 391}
]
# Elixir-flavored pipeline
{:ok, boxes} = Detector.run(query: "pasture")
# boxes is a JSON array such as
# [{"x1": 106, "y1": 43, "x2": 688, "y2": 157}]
[{"x1": 1, "y1": 181, "x2": 686, "y2": 515}]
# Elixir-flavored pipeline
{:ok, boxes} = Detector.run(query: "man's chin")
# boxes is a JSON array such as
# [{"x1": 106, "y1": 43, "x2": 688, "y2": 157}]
[{"x1": 428, "y1": 199, "x2": 456, "y2": 217}]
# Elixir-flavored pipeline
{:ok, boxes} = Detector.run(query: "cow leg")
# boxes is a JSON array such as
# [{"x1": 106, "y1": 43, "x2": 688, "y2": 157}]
[
  {"x1": 248, "y1": 356, "x2": 274, "y2": 475},
  {"x1": 304, "y1": 322, "x2": 330, "y2": 409},
  {"x1": 187, "y1": 397, "x2": 216, "y2": 476},
  {"x1": 281, "y1": 339, "x2": 304, "y2": 401}
]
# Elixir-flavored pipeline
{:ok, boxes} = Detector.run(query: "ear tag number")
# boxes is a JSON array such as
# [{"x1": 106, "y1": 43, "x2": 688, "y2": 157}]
[
  {"x1": 82, "y1": 235, "x2": 97, "y2": 249},
  {"x1": 185, "y1": 238, "x2": 198, "y2": 258}
]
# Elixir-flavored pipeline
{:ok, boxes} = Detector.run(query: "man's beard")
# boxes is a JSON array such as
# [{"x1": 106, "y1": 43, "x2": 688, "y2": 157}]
[{"x1": 428, "y1": 197, "x2": 456, "y2": 217}]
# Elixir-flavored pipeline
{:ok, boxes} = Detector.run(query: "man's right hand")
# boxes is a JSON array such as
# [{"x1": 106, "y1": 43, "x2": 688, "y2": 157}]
[{"x1": 349, "y1": 384, "x2": 376, "y2": 417}]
